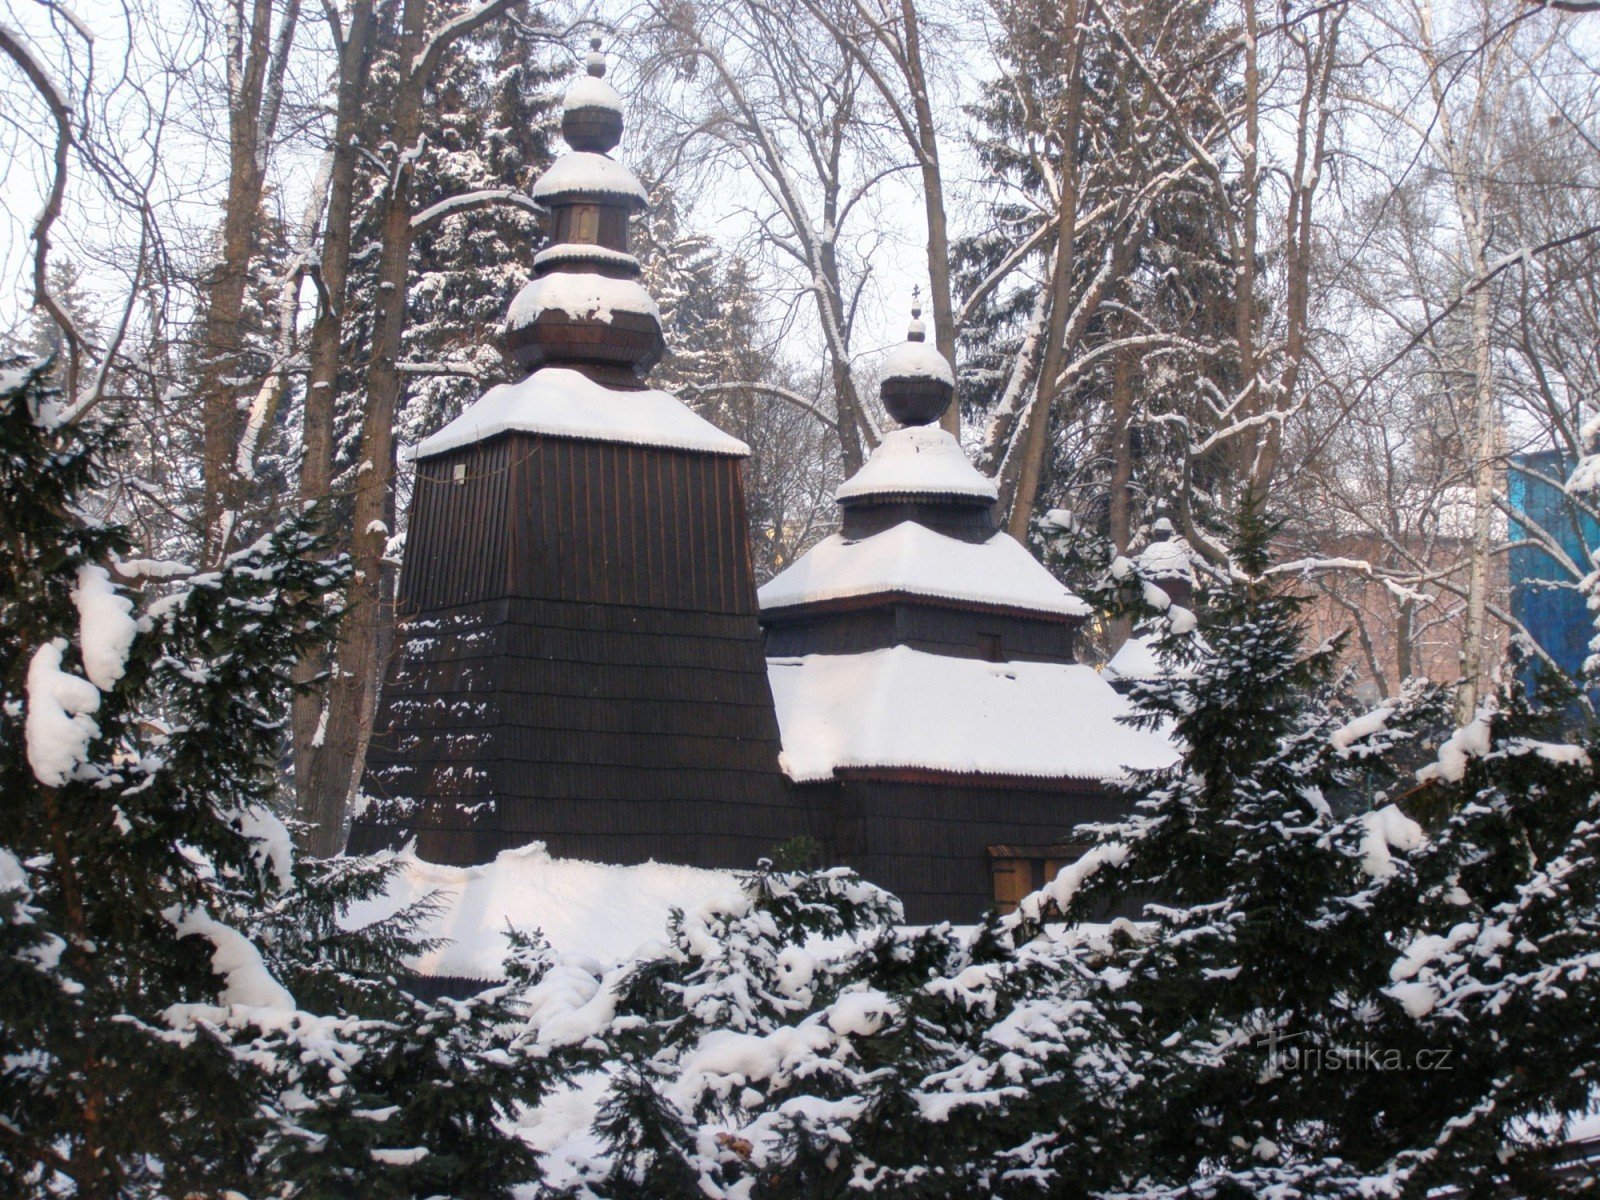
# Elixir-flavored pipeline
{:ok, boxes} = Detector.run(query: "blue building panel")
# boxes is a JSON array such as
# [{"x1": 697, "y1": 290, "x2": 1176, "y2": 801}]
[{"x1": 1508, "y1": 450, "x2": 1599, "y2": 681}]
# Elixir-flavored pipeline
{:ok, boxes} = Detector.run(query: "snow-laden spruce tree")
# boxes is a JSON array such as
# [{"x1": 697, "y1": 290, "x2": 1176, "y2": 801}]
[
  {"x1": 1338, "y1": 663, "x2": 1600, "y2": 1196},
  {"x1": 990, "y1": 492, "x2": 1600, "y2": 1197},
  {"x1": 0, "y1": 361, "x2": 563, "y2": 1198}
]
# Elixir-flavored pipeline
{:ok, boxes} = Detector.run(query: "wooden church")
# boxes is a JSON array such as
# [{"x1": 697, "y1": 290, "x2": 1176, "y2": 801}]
[
  {"x1": 348, "y1": 46, "x2": 1174, "y2": 923},
  {"x1": 758, "y1": 307, "x2": 1174, "y2": 920}
]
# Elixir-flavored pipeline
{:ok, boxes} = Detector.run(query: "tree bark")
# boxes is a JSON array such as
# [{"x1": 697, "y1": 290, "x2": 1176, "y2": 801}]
[
  {"x1": 1105, "y1": 330, "x2": 1138, "y2": 655},
  {"x1": 1001, "y1": 0, "x2": 1086, "y2": 541},
  {"x1": 1458, "y1": 277, "x2": 1496, "y2": 721},
  {"x1": 895, "y1": 0, "x2": 959, "y2": 436},
  {"x1": 291, "y1": 0, "x2": 377, "y2": 849},
  {"x1": 295, "y1": 0, "x2": 521, "y2": 855},
  {"x1": 198, "y1": 0, "x2": 300, "y2": 564}
]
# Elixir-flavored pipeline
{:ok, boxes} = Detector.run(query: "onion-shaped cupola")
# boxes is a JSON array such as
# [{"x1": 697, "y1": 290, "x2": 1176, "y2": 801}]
[
  {"x1": 831, "y1": 292, "x2": 996, "y2": 531},
  {"x1": 878, "y1": 289, "x2": 955, "y2": 426},
  {"x1": 504, "y1": 39, "x2": 665, "y2": 384}
]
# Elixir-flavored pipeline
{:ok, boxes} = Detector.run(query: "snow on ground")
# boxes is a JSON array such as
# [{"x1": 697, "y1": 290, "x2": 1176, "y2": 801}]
[{"x1": 342, "y1": 842, "x2": 740, "y2": 979}]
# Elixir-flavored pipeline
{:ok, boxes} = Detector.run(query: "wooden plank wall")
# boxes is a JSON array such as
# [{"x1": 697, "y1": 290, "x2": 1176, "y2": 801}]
[
  {"x1": 816, "y1": 776, "x2": 1129, "y2": 923},
  {"x1": 402, "y1": 435, "x2": 758, "y2": 616},
  {"x1": 349, "y1": 431, "x2": 800, "y2": 869},
  {"x1": 763, "y1": 603, "x2": 1078, "y2": 664}
]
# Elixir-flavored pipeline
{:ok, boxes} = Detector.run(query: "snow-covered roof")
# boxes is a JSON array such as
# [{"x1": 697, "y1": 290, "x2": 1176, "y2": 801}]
[
  {"x1": 533, "y1": 243, "x2": 640, "y2": 272},
  {"x1": 758, "y1": 521, "x2": 1090, "y2": 617},
  {"x1": 882, "y1": 339, "x2": 955, "y2": 386},
  {"x1": 342, "y1": 843, "x2": 739, "y2": 979},
  {"x1": 834, "y1": 426, "x2": 998, "y2": 503},
  {"x1": 412, "y1": 366, "x2": 749, "y2": 460},
  {"x1": 506, "y1": 272, "x2": 659, "y2": 332},
  {"x1": 767, "y1": 647, "x2": 1177, "y2": 783},
  {"x1": 1104, "y1": 633, "x2": 1160, "y2": 682},
  {"x1": 563, "y1": 73, "x2": 623, "y2": 113},
  {"x1": 531, "y1": 151, "x2": 648, "y2": 206}
]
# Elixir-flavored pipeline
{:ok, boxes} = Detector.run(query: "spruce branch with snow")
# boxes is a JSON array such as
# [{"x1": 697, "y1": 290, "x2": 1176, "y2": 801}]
[{"x1": 0, "y1": 362, "x2": 562, "y2": 1198}]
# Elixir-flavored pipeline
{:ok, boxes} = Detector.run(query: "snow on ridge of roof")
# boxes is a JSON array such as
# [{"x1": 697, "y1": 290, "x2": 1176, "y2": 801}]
[
  {"x1": 835, "y1": 425, "x2": 998, "y2": 502},
  {"x1": 758, "y1": 521, "x2": 1090, "y2": 617},
  {"x1": 563, "y1": 73, "x2": 623, "y2": 113},
  {"x1": 767, "y1": 647, "x2": 1178, "y2": 784},
  {"x1": 506, "y1": 272, "x2": 659, "y2": 332},
  {"x1": 411, "y1": 366, "x2": 749, "y2": 460},
  {"x1": 340, "y1": 842, "x2": 740, "y2": 980},
  {"x1": 532, "y1": 152, "x2": 648, "y2": 205},
  {"x1": 883, "y1": 339, "x2": 955, "y2": 386}
]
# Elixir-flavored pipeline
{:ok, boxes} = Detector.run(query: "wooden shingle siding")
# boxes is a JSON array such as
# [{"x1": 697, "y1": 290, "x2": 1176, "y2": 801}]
[
  {"x1": 764, "y1": 602, "x2": 1078, "y2": 664},
  {"x1": 402, "y1": 435, "x2": 759, "y2": 615},
  {"x1": 839, "y1": 497, "x2": 995, "y2": 542},
  {"x1": 348, "y1": 430, "x2": 800, "y2": 868},
  {"x1": 796, "y1": 776, "x2": 1127, "y2": 924}
]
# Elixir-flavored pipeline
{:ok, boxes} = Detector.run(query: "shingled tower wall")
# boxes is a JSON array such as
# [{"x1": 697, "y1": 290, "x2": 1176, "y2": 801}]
[{"x1": 347, "y1": 43, "x2": 801, "y2": 867}]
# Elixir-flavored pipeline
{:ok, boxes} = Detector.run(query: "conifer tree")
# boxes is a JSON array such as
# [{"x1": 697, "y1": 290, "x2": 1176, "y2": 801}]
[
  {"x1": 0, "y1": 360, "x2": 562, "y2": 1197},
  {"x1": 398, "y1": 13, "x2": 565, "y2": 442}
]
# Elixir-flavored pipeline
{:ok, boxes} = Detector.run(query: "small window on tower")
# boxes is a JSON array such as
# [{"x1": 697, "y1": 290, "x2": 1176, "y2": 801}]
[
  {"x1": 978, "y1": 632, "x2": 1002, "y2": 662},
  {"x1": 573, "y1": 204, "x2": 600, "y2": 242},
  {"x1": 452, "y1": 462, "x2": 467, "y2": 486}
]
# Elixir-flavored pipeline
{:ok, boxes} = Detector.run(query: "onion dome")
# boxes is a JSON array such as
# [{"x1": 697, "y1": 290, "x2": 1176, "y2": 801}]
[
  {"x1": 830, "y1": 289, "x2": 988, "y2": 522},
  {"x1": 1133, "y1": 518, "x2": 1196, "y2": 608},
  {"x1": 879, "y1": 289, "x2": 955, "y2": 427},
  {"x1": 505, "y1": 39, "x2": 664, "y2": 383}
]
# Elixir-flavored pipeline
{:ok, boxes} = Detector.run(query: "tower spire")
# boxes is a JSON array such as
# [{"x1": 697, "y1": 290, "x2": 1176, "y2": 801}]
[
  {"x1": 879, "y1": 287, "x2": 954, "y2": 427},
  {"x1": 504, "y1": 37, "x2": 665, "y2": 386}
]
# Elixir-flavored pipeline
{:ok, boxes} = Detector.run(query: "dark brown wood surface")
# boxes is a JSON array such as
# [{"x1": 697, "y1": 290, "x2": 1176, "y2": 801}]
[
  {"x1": 763, "y1": 600, "x2": 1079, "y2": 663},
  {"x1": 791, "y1": 775, "x2": 1127, "y2": 923},
  {"x1": 348, "y1": 428, "x2": 800, "y2": 869}
]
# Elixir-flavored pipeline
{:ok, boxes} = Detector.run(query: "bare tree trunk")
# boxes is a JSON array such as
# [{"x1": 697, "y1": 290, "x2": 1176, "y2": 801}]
[
  {"x1": 295, "y1": 0, "x2": 520, "y2": 855},
  {"x1": 1231, "y1": 0, "x2": 1260, "y2": 491},
  {"x1": 198, "y1": 0, "x2": 301, "y2": 563},
  {"x1": 291, "y1": 0, "x2": 377, "y2": 848},
  {"x1": 895, "y1": 0, "x2": 959, "y2": 435},
  {"x1": 1397, "y1": 594, "x2": 1415, "y2": 684},
  {"x1": 1458, "y1": 279, "x2": 1496, "y2": 720},
  {"x1": 1105, "y1": 331, "x2": 1138, "y2": 654},
  {"x1": 1254, "y1": 3, "x2": 1341, "y2": 490},
  {"x1": 1001, "y1": 0, "x2": 1085, "y2": 540},
  {"x1": 819, "y1": 234, "x2": 869, "y2": 472}
]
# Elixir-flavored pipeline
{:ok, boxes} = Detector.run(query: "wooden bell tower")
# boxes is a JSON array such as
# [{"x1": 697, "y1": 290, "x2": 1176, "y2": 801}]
[{"x1": 347, "y1": 42, "x2": 802, "y2": 867}]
